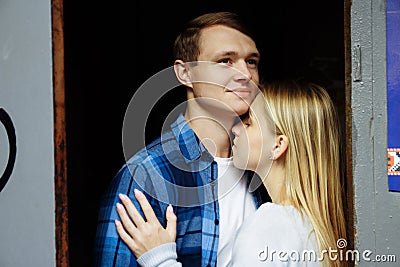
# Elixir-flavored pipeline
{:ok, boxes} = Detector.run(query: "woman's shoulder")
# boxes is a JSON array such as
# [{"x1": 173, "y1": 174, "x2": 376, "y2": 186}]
[
  {"x1": 231, "y1": 202, "x2": 319, "y2": 266},
  {"x1": 256, "y1": 202, "x2": 299, "y2": 222},
  {"x1": 254, "y1": 202, "x2": 317, "y2": 248}
]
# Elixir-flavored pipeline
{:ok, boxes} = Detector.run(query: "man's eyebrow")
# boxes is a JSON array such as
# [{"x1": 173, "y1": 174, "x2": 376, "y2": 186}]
[
  {"x1": 248, "y1": 52, "x2": 260, "y2": 59},
  {"x1": 212, "y1": 51, "x2": 260, "y2": 59},
  {"x1": 213, "y1": 51, "x2": 238, "y2": 58}
]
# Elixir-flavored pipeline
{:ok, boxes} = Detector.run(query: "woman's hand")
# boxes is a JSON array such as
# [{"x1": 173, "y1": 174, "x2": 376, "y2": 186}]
[{"x1": 115, "y1": 189, "x2": 177, "y2": 258}]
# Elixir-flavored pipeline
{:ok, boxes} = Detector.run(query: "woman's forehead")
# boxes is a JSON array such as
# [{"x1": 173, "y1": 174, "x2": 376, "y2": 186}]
[{"x1": 249, "y1": 94, "x2": 266, "y2": 119}]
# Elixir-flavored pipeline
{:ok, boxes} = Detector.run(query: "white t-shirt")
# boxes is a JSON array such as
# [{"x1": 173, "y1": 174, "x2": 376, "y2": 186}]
[
  {"x1": 136, "y1": 157, "x2": 257, "y2": 267},
  {"x1": 230, "y1": 202, "x2": 319, "y2": 267},
  {"x1": 213, "y1": 156, "x2": 257, "y2": 267}
]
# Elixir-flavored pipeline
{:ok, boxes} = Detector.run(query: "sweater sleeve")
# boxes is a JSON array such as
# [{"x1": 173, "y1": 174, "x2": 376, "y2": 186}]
[{"x1": 136, "y1": 242, "x2": 182, "y2": 267}]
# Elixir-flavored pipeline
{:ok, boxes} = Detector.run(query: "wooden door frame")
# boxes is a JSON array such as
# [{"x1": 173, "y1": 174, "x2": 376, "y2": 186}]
[
  {"x1": 344, "y1": 0, "x2": 355, "y2": 265},
  {"x1": 52, "y1": 0, "x2": 69, "y2": 266}
]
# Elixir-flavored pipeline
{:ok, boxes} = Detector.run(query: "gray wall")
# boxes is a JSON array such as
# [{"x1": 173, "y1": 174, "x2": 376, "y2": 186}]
[
  {"x1": 0, "y1": 0, "x2": 55, "y2": 266},
  {"x1": 351, "y1": 0, "x2": 400, "y2": 265}
]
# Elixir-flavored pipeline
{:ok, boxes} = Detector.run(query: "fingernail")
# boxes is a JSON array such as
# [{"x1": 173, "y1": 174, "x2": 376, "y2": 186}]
[
  {"x1": 119, "y1": 193, "x2": 126, "y2": 201},
  {"x1": 167, "y1": 204, "x2": 173, "y2": 213},
  {"x1": 115, "y1": 219, "x2": 121, "y2": 226},
  {"x1": 134, "y1": 189, "x2": 142, "y2": 196},
  {"x1": 116, "y1": 203, "x2": 122, "y2": 210}
]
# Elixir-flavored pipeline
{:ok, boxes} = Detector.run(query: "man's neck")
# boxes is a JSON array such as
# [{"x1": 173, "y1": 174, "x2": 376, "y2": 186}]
[{"x1": 184, "y1": 108, "x2": 236, "y2": 158}]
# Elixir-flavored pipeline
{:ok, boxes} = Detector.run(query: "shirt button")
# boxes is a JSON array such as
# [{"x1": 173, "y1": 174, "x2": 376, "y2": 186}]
[
  {"x1": 214, "y1": 219, "x2": 219, "y2": 225},
  {"x1": 210, "y1": 181, "x2": 215, "y2": 186}
]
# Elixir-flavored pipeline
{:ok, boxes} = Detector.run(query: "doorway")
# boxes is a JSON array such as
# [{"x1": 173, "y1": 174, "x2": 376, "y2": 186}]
[{"x1": 63, "y1": 1, "x2": 347, "y2": 266}]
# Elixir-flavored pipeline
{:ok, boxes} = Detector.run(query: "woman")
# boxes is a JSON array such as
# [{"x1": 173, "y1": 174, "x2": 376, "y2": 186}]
[{"x1": 115, "y1": 80, "x2": 347, "y2": 266}]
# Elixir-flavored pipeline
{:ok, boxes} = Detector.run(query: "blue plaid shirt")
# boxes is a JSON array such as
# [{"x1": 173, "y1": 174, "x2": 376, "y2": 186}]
[{"x1": 93, "y1": 114, "x2": 267, "y2": 267}]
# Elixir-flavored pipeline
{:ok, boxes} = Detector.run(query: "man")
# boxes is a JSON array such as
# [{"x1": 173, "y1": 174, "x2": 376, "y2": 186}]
[{"x1": 94, "y1": 11, "x2": 268, "y2": 266}]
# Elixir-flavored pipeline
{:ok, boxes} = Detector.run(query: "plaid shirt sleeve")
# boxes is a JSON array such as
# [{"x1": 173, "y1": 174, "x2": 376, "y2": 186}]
[{"x1": 93, "y1": 161, "x2": 165, "y2": 267}]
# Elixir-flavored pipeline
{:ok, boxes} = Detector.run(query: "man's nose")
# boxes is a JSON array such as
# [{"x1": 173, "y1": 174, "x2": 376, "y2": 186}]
[{"x1": 233, "y1": 60, "x2": 252, "y2": 81}]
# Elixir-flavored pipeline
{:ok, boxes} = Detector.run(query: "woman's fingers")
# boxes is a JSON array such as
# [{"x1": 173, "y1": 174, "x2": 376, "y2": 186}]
[
  {"x1": 114, "y1": 193, "x2": 178, "y2": 258},
  {"x1": 118, "y1": 193, "x2": 146, "y2": 228},
  {"x1": 165, "y1": 205, "x2": 177, "y2": 240},
  {"x1": 115, "y1": 220, "x2": 138, "y2": 254},
  {"x1": 133, "y1": 189, "x2": 158, "y2": 224},
  {"x1": 116, "y1": 202, "x2": 140, "y2": 237}
]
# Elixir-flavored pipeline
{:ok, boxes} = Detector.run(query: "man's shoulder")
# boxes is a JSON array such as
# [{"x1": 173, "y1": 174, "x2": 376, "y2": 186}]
[{"x1": 125, "y1": 129, "x2": 178, "y2": 166}]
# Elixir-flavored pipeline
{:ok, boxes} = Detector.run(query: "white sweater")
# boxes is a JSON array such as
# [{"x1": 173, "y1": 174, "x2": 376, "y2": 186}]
[
  {"x1": 230, "y1": 202, "x2": 319, "y2": 266},
  {"x1": 137, "y1": 202, "x2": 320, "y2": 267}
]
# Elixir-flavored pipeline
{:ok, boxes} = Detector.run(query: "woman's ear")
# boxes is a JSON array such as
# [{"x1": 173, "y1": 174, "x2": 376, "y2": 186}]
[
  {"x1": 272, "y1": 135, "x2": 288, "y2": 160},
  {"x1": 173, "y1": 60, "x2": 193, "y2": 88}
]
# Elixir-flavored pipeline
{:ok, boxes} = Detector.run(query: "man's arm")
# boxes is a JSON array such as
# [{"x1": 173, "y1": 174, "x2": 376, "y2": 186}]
[{"x1": 93, "y1": 163, "x2": 162, "y2": 267}]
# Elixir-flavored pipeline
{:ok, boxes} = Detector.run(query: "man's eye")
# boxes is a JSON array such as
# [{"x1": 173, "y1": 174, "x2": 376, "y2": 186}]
[
  {"x1": 246, "y1": 59, "x2": 258, "y2": 66},
  {"x1": 244, "y1": 122, "x2": 251, "y2": 127},
  {"x1": 218, "y1": 58, "x2": 232, "y2": 64}
]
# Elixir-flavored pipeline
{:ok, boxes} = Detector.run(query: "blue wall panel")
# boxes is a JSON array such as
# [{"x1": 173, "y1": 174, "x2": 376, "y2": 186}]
[{"x1": 387, "y1": 0, "x2": 400, "y2": 191}]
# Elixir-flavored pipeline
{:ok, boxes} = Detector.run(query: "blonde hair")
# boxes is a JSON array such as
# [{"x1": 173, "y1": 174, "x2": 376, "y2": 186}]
[{"x1": 262, "y1": 80, "x2": 346, "y2": 267}]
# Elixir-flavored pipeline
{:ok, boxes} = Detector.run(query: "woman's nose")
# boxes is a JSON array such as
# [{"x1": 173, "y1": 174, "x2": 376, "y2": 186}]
[{"x1": 232, "y1": 124, "x2": 240, "y2": 136}]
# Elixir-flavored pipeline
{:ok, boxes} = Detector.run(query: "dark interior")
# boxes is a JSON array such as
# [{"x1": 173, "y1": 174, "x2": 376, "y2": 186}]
[{"x1": 64, "y1": 1, "x2": 345, "y2": 266}]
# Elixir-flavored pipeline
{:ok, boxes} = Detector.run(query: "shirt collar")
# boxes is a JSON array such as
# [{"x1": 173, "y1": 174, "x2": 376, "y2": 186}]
[{"x1": 171, "y1": 113, "x2": 211, "y2": 163}]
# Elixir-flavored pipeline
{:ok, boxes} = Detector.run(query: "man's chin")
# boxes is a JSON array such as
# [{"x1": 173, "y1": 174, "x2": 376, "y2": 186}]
[{"x1": 233, "y1": 106, "x2": 251, "y2": 117}]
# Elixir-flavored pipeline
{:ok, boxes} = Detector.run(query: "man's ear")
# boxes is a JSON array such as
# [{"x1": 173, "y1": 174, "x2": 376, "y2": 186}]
[
  {"x1": 272, "y1": 135, "x2": 288, "y2": 160},
  {"x1": 174, "y1": 60, "x2": 193, "y2": 88}
]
